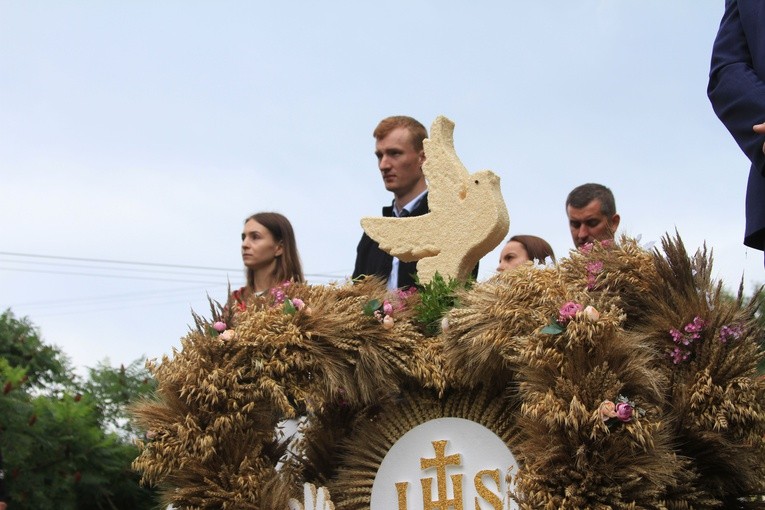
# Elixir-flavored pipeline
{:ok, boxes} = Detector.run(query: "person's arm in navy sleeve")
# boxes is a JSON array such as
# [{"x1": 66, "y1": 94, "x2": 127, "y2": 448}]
[{"x1": 708, "y1": 0, "x2": 765, "y2": 174}]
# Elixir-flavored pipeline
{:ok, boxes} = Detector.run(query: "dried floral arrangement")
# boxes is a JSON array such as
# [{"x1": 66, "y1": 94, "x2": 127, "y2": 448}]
[{"x1": 131, "y1": 235, "x2": 765, "y2": 509}]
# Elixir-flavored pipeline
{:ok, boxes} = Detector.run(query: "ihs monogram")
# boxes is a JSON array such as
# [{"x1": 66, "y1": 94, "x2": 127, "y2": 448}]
[{"x1": 394, "y1": 440, "x2": 506, "y2": 510}]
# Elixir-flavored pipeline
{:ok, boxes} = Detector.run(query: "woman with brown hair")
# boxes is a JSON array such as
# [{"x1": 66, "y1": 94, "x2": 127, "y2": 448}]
[
  {"x1": 231, "y1": 211, "x2": 304, "y2": 309},
  {"x1": 496, "y1": 234, "x2": 556, "y2": 272}
]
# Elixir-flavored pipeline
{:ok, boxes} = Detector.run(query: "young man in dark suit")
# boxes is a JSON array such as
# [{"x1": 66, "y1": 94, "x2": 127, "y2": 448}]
[{"x1": 353, "y1": 116, "x2": 429, "y2": 289}]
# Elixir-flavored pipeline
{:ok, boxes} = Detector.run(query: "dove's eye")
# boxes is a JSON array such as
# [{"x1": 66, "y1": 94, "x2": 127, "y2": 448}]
[{"x1": 474, "y1": 180, "x2": 479, "y2": 184}]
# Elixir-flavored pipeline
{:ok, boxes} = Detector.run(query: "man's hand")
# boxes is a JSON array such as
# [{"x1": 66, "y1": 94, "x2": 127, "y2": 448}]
[{"x1": 754, "y1": 122, "x2": 765, "y2": 154}]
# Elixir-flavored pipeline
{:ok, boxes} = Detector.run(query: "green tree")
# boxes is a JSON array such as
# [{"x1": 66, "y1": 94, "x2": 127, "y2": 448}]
[{"x1": 0, "y1": 309, "x2": 159, "y2": 509}]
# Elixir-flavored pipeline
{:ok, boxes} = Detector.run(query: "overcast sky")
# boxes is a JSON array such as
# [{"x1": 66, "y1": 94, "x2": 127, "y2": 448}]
[{"x1": 2, "y1": 1, "x2": 761, "y2": 375}]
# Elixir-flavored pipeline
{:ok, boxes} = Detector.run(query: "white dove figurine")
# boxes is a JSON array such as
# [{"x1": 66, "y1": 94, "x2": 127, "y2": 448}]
[{"x1": 360, "y1": 115, "x2": 510, "y2": 284}]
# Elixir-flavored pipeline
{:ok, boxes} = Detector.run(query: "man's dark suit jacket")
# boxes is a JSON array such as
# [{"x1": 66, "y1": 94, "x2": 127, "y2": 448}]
[
  {"x1": 352, "y1": 194, "x2": 429, "y2": 289},
  {"x1": 709, "y1": 0, "x2": 765, "y2": 249}
]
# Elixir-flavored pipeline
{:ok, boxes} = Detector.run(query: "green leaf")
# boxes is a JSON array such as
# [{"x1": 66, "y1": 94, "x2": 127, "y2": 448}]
[
  {"x1": 283, "y1": 299, "x2": 297, "y2": 315},
  {"x1": 363, "y1": 299, "x2": 381, "y2": 316},
  {"x1": 541, "y1": 322, "x2": 565, "y2": 335}
]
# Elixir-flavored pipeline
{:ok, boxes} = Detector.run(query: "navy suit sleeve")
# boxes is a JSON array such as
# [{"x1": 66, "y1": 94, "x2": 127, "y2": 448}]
[{"x1": 708, "y1": 0, "x2": 765, "y2": 175}]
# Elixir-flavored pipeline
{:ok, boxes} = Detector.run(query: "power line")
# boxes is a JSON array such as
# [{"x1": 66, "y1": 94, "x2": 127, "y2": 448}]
[
  {"x1": 1, "y1": 252, "x2": 347, "y2": 318},
  {"x1": 12, "y1": 285, "x2": 219, "y2": 308},
  {"x1": 0, "y1": 251, "x2": 239, "y2": 272},
  {"x1": 0, "y1": 252, "x2": 349, "y2": 281},
  {"x1": 0, "y1": 266, "x2": 228, "y2": 285}
]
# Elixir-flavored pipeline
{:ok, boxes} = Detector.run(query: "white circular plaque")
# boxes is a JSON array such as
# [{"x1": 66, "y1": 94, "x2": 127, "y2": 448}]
[{"x1": 371, "y1": 417, "x2": 518, "y2": 509}]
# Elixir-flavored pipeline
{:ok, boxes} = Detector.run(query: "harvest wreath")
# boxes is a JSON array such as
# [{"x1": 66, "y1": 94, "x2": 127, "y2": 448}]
[
  {"x1": 131, "y1": 236, "x2": 765, "y2": 508},
  {"x1": 131, "y1": 117, "x2": 765, "y2": 508}
]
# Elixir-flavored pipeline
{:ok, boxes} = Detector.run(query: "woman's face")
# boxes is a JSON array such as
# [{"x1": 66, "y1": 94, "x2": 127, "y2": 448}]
[
  {"x1": 496, "y1": 240, "x2": 530, "y2": 272},
  {"x1": 241, "y1": 219, "x2": 282, "y2": 271}
]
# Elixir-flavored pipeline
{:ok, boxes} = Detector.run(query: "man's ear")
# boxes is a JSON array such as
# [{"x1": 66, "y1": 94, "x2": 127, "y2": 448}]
[
  {"x1": 418, "y1": 149, "x2": 426, "y2": 165},
  {"x1": 609, "y1": 213, "x2": 621, "y2": 233}
]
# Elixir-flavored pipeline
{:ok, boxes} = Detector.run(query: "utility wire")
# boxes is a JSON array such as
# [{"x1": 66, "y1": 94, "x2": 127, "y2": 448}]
[
  {"x1": 0, "y1": 259, "x2": 236, "y2": 279},
  {"x1": 0, "y1": 252, "x2": 348, "y2": 281},
  {"x1": 1, "y1": 252, "x2": 346, "y2": 318},
  {"x1": 0, "y1": 266, "x2": 228, "y2": 285},
  {"x1": 0, "y1": 251, "x2": 239, "y2": 272},
  {"x1": 13, "y1": 286, "x2": 220, "y2": 309}
]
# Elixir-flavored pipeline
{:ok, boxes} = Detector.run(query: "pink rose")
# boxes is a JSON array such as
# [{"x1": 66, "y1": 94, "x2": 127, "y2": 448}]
[
  {"x1": 382, "y1": 300, "x2": 393, "y2": 316},
  {"x1": 615, "y1": 402, "x2": 633, "y2": 422},
  {"x1": 599, "y1": 400, "x2": 617, "y2": 421},
  {"x1": 558, "y1": 302, "x2": 583, "y2": 323},
  {"x1": 213, "y1": 321, "x2": 227, "y2": 332},
  {"x1": 291, "y1": 298, "x2": 305, "y2": 310}
]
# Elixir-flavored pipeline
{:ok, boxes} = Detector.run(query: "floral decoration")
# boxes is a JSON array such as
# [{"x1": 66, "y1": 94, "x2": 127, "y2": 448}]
[
  {"x1": 268, "y1": 281, "x2": 310, "y2": 316},
  {"x1": 364, "y1": 298, "x2": 396, "y2": 329},
  {"x1": 719, "y1": 323, "x2": 743, "y2": 343},
  {"x1": 270, "y1": 281, "x2": 291, "y2": 304},
  {"x1": 558, "y1": 302, "x2": 584, "y2": 323},
  {"x1": 219, "y1": 329, "x2": 236, "y2": 341},
  {"x1": 599, "y1": 395, "x2": 644, "y2": 425},
  {"x1": 583, "y1": 305, "x2": 600, "y2": 322},
  {"x1": 585, "y1": 260, "x2": 604, "y2": 290},
  {"x1": 361, "y1": 287, "x2": 417, "y2": 330},
  {"x1": 542, "y1": 301, "x2": 599, "y2": 334},
  {"x1": 208, "y1": 320, "x2": 229, "y2": 338},
  {"x1": 669, "y1": 316, "x2": 705, "y2": 364}
]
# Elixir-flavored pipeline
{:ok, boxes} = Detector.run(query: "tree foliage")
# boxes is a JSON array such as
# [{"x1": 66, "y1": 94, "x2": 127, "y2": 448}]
[{"x1": 0, "y1": 309, "x2": 159, "y2": 509}]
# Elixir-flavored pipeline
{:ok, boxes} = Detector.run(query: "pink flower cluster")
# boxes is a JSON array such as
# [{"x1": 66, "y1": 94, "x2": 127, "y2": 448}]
[
  {"x1": 558, "y1": 302, "x2": 584, "y2": 324},
  {"x1": 269, "y1": 281, "x2": 309, "y2": 315},
  {"x1": 270, "y1": 281, "x2": 292, "y2": 304},
  {"x1": 395, "y1": 286, "x2": 418, "y2": 301},
  {"x1": 719, "y1": 323, "x2": 743, "y2": 343},
  {"x1": 579, "y1": 239, "x2": 612, "y2": 255},
  {"x1": 212, "y1": 321, "x2": 236, "y2": 340},
  {"x1": 599, "y1": 395, "x2": 639, "y2": 424},
  {"x1": 374, "y1": 300, "x2": 396, "y2": 329},
  {"x1": 585, "y1": 260, "x2": 604, "y2": 290},
  {"x1": 369, "y1": 288, "x2": 415, "y2": 330},
  {"x1": 669, "y1": 316, "x2": 705, "y2": 364}
]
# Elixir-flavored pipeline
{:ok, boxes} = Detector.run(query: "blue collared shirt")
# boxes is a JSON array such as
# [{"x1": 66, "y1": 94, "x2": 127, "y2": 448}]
[{"x1": 388, "y1": 190, "x2": 428, "y2": 290}]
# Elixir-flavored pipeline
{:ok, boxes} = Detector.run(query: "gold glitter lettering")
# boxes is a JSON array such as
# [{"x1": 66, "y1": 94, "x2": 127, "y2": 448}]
[
  {"x1": 396, "y1": 481, "x2": 409, "y2": 510},
  {"x1": 474, "y1": 469, "x2": 503, "y2": 510},
  {"x1": 420, "y1": 440, "x2": 464, "y2": 510}
]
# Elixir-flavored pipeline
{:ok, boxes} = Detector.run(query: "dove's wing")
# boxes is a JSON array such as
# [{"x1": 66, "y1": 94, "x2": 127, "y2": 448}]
[
  {"x1": 360, "y1": 216, "x2": 441, "y2": 262},
  {"x1": 422, "y1": 116, "x2": 471, "y2": 215}
]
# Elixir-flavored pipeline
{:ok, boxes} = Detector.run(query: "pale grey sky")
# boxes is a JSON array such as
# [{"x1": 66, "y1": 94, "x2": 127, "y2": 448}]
[{"x1": 1, "y1": 1, "x2": 760, "y2": 374}]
